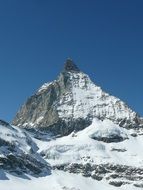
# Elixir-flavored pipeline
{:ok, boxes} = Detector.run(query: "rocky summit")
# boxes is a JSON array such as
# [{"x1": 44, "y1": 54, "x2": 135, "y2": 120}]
[{"x1": 1, "y1": 59, "x2": 143, "y2": 190}]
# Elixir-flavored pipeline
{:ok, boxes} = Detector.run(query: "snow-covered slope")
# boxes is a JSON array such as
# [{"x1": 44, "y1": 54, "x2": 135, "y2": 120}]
[
  {"x1": 0, "y1": 170, "x2": 139, "y2": 190},
  {"x1": 32, "y1": 118, "x2": 143, "y2": 188},
  {"x1": 0, "y1": 120, "x2": 50, "y2": 177},
  {"x1": 1, "y1": 118, "x2": 143, "y2": 189}
]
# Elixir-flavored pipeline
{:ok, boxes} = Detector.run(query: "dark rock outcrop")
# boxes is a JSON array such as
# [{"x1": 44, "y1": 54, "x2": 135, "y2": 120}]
[{"x1": 54, "y1": 163, "x2": 143, "y2": 186}]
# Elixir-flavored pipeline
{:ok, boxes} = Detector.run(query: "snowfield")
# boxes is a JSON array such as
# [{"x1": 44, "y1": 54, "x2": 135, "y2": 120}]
[
  {"x1": 35, "y1": 118, "x2": 143, "y2": 167},
  {"x1": 1, "y1": 117, "x2": 143, "y2": 190},
  {"x1": 0, "y1": 170, "x2": 139, "y2": 190}
]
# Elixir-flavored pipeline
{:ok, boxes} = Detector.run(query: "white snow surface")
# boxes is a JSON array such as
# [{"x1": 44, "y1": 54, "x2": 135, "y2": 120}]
[
  {"x1": 0, "y1": 170, "x2": 138, "y2": 190},
  {"x1": 88, "y1": 119, "x2": 128, "y2": 140},
  {"x1": 35, "y1": 118, "x2": 143, "y2": 167},
  {"x1": 0, "y1": 119, "x2": 143, "y2": 189}
]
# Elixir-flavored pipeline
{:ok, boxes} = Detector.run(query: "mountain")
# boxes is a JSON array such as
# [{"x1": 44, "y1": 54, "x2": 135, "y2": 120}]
[
  {"x1": 12, "y1": 59, "x2": 143, "y2": 137},
  {"x1": 1, "y1": 59, "x2": 143, "y2": 189}
]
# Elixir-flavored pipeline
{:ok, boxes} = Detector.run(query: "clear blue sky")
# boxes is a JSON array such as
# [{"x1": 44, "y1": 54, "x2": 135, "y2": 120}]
[{"x1": 0, "y1": 0, "x2": 143, "y2": 122}]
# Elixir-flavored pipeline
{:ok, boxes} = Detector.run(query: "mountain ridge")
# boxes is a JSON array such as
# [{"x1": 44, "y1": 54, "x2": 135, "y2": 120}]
[{"x1": 12, "y1": 59, "x2": 143, "y2": 136}]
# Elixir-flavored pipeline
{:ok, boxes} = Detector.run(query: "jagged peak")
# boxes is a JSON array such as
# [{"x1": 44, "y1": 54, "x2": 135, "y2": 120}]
[{"x1": 64, "y1": 58, "x2": 80, "y2": 72}]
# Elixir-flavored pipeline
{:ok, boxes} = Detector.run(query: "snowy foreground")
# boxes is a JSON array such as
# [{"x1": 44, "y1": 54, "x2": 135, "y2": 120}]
[
  {"x1": 1, "y1": 118, "x2": 143, "y2": 189},
  {"x1": 0, "y1": 170, "x2": 138, "y2": 190},
  {"x1": 36, "y1": 118, "x2": 143, "y2": 168}
]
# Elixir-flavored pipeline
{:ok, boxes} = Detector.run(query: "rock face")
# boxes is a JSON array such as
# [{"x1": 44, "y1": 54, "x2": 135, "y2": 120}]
[
  {"x1": 64, "y1": 58, "x2": 80, "y2": 72},
  {"x1": 55, "y1": 163, "x2": 143, "y2": 186},
  {"x1": 12, "y1": 59, "x2": 142, "y2": 136},
  {"x1": 0, "y1": 120, "x2": 50, "y2": 177}
]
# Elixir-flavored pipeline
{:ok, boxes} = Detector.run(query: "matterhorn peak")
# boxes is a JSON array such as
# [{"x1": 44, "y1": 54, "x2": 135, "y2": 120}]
[
  {"x1": 13, "y1": 58, "x2": 142, "y2": 137},
  {"x1": 64, "y1": 58, "x2": 80, "y2": 72}
]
